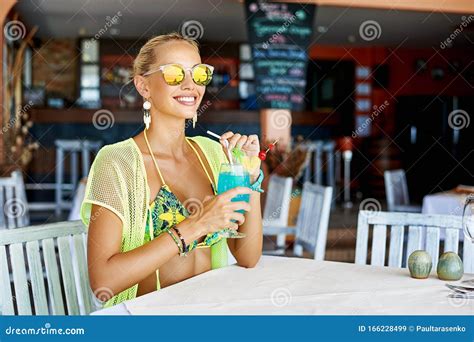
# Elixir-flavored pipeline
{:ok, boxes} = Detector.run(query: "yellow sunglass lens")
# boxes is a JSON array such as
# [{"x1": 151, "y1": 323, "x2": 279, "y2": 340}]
[
  {"x1": 193, "y1": 65, "x2": 212, "y2": 85},
  {"x1": 162, "y1": 65, "x2": 185, "y2": 85}
]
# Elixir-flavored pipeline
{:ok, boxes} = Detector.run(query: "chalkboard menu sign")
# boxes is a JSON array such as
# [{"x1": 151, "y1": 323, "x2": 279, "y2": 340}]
[{"x1": 245, "y1": 1, "x2": 316, "y2": 111}]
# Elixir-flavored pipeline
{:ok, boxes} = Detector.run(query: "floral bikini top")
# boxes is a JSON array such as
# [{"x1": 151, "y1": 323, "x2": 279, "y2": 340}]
[{"x1": 143, "y1": 134, "x2": 223, "y2": 251}]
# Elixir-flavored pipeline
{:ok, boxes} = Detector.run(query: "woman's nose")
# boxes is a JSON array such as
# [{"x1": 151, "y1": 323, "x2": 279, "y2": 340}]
[{"x1": 180, "y1": 70, "x2": 196, "y2": 90}]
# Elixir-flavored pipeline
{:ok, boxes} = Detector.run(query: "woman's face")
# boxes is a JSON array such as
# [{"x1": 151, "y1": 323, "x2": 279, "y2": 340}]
[{"x1": 144, "y1": 41, "x2": 205, "y2": 121}]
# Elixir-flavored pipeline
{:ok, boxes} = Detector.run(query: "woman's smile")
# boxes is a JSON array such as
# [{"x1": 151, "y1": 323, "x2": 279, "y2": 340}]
[{"x1": 173, "y1": 95, "x2": 198, "y2": 106}]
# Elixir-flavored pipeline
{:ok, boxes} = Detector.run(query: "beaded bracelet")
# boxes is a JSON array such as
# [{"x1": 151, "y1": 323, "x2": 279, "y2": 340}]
[
  {"x1": 166, "y1": 229, "x2": 183, "y2": 255},
  {"x1": 172, "y1": 227, "x2": 189, "y2": 257}
]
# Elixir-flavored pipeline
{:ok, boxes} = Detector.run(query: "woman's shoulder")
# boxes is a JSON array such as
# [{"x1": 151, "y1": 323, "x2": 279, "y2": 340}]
[
  {"x1": 188, "y1": 135, "x2": 227, "y2": 166},
  {"x1": 94, "y1": 138, "x2": 138, "y2": 165},
  {"x1": 188, "y1": 135, "x2": 220, "y2": 149}
]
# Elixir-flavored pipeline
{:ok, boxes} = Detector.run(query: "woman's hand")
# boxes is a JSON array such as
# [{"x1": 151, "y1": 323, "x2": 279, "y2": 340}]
[
  {"x1": 178, "y1": 187, "x2": 253, "y2": 241},
  {"x1": 219, "y1": 132, "x2": 261, "y2": 182}
]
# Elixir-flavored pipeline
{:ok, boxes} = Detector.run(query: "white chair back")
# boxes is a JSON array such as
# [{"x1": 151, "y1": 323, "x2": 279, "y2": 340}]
[
  {"x1": 0, "y1": 221, "x2": 95, "y2": 315},
  {"x1": 263, "y1": 175, "x2": 293, "y2": 226},
  {"x1": 355, "y1": 210, "x2": 473, "y2": 273},
  {"x1": 293, "y1": 182, "x2": 332, "y2": 260},
  {"x1": 262, "y1": 175, "x2": 293, "y2": 252},
  {"x1": 0, "y1": 170, "x2": 30, "y2": 229},
  {"x1": 384, "y1": 169, "x2": 410, "y2": 211}
]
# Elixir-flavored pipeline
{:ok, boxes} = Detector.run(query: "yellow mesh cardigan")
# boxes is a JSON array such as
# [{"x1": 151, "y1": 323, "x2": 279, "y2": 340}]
[{"x1": 80, "y1": 136, "x2": 229, "y2": 308}]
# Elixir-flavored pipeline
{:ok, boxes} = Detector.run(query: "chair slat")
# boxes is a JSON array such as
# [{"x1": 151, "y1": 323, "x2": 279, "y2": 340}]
[
  {"x1": 73, "y1": 234, "x2": 93, "y2": 314},
  {"x1": 463, "y1": 239, "x2": 474, "y2": 274},
  {"x1": 0, "y1": 188, "x2": 5, "y2": 229},
  {"x1": 58, "y1": 236, "x2": 80, "y2": 315},
  {"x1": 0, "y1": 245, "x2": 14, "y2": 314},
  {"x1": 12, "y1": 170, "x2": 29, "y2": 227},
  {"x1": 425, "y1": 227, "x2": 440, "y2": 267},
  {"x1": 371, "y1": 224, "x2": 387, "y2": 266},
  {"x1": 292, "y1": 183, "x2": 332, "y2": 260},
  {"x1": 388, "y1": 225, "x2": 404, "y2": 267},
  {"x1": 355, "y1": 213, "x2": 370, "y2": 265},
  {"x1": 26, "y1": 240, "x2": 48, "y2": 315},
  {"x1": 406, "y1": 225, "x2": 423, "y2": 266},
  {"x1": 5, "y1": 186, "x2": 15, "y2": 229},
  {"x1": 42, "y1": 238, "x2": 65, "y2": 315},
  {"x1": 9, "y1": 243, "x2": 32, "y2": 315},
  {"x1": 0, "y1": 220, "x2": 86, "y2": 245},
  {"x1": 444, "y1": 228, "x2": 459, "y2": 253}
]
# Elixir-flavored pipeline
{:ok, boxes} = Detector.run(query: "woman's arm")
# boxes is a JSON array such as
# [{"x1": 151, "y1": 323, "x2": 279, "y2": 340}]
[
  {"x1": 227, "y1": 190, "x2": 263, "y2": 268},
  {"x1": 88, "y1": 186, "x2": 252, "y2": 299},
  {"x1": 87, "y1": 204, "x2": 192, "y2": 299},
  {"x1": 219, "y1": 132, "x2": 263, "y2": 268}
]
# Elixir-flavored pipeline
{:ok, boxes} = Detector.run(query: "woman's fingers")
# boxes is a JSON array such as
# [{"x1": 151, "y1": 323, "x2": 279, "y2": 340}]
[
  {"x1": 229, "y1": 212, "x2": 246, "y2": 225},
  {"x1": 227, "y1": 133, "x2": 241, "y2": 150},
  {"x1": 236, "y1": 135, "x2": 248, "y2": 149},
  {"x1": 244, "y1": 134, "x2": 259, "y2": 150},
  {"x1": 221, "y1": 187, "x2": 252, "y2": 200},
  {"x1": 227, "y1": 201, "x2": 251, "y2": 212}
]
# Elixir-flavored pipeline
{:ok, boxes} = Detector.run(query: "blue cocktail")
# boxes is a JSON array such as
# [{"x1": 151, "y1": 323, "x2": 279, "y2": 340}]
[{"x1": 217, "y1": 163, "x2": 250, "y2": 238}]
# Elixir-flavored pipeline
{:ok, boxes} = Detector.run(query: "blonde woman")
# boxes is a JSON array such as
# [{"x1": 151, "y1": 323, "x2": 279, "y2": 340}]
[{"x1": 81, "y1": 32, "x2": 263, "y2": 308}]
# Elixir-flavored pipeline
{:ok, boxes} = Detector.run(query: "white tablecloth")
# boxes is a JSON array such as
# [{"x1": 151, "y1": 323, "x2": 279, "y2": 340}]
[
  {"x1": 422, "y1": 191, "x2": 468, "y2": 216},
  {"x1": 92, "y1": 256, "x2": 473, "y2": 315}
]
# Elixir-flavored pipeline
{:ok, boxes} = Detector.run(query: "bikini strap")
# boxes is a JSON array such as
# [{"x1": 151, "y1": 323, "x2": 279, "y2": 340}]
[
  {"x1": 143, "y1": 129, "x2": 166, "y2": 186},
  {"x1": 143, "y1": 130, "x2": 214, "y2": 192},
  {"x1": 185, "y1": 138, "x2": 215, "y2": 188}
]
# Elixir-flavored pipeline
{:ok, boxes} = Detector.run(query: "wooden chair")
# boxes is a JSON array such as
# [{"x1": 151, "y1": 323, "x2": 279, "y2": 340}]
[
  {"x1": 25, "y1": 139, "x2": 102, "y2": 217},
  {"x1": 384, "y1": 169, "x2": 421, "y2": 212},
  {"x1": 264, "y1": 182, "x2": 332, "y2": 260},
  {"x1": 0, "y1": 221, "x2": 95, "y2": 315},
  {"x1": 355, "y1": 210, "x2": 474, "y2": 273},
  {"x1": 0, "y1": 170, "x2": 30, "y2": 229},
  {"x1": 262, "y1": 175, "x2": 293, "y2": 254}
]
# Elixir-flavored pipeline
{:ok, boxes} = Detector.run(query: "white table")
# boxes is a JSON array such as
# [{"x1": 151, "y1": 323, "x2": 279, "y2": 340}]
[
  {"x1": 92, "y1": 256, "x2": 473, "y2": 315},
  {"x1": 422, "y1": 191, "x2": 468, "y2": 216}
]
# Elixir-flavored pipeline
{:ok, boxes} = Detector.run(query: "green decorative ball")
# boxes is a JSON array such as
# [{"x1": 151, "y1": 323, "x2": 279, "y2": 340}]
[
  {"x1": 408, "y1": 250, "x2": 432, "y2": 279},
  {"x1": 437, "y1": 252, "x2": 463, "y2": 281}
]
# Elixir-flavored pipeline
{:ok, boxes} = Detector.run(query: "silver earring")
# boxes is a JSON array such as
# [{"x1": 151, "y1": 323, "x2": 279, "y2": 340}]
[
  {"x1": 143, "y1": 100, "x2": 151, "y2": 129},
  {"x1": 192, "y1": 114, "x2": 197, "y2": 129}
]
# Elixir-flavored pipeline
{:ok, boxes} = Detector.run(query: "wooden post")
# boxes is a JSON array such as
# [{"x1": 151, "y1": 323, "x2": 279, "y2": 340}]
[
  {"x1": 260, "y1": 108, "x2": 292, "y2": 150},
  {"x1": 0, "y1": 0, "x2": 18, "y2": 169}
]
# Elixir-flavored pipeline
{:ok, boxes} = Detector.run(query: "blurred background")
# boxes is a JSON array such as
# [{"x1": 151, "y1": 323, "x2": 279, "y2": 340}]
[{"x1": 1, "y1": 0, "x2": 473, "y2": 262}]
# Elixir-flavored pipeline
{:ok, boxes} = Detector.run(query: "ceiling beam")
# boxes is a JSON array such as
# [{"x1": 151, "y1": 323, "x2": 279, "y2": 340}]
[{"x1": 283, "y1": 0, "x2": 473, "y2": 14}]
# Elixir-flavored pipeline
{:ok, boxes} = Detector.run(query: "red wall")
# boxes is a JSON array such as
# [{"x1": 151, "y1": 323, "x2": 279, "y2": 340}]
[{"x1": 308, "y1": 44, "x2": 473, "y2": 137}]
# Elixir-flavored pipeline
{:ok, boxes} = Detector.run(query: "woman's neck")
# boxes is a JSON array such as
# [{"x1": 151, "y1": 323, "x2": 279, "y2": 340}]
[{"x1": 143, "y1": 110, "x2": 189, "y2": 159}]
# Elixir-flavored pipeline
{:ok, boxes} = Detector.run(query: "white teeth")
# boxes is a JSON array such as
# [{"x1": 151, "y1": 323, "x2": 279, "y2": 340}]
[{"x1": 176, "y1": 96, "x2": 195, "y2": 102}]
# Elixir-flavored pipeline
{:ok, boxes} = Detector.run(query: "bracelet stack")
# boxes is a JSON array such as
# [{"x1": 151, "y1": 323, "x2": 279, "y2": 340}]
[{"x1": 166, "y1": 227, "x2": 188, "y2": 257}]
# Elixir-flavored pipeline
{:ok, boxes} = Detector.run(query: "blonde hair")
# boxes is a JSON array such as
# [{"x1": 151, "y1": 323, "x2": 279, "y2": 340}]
[{"x1": 133, "y1": 32, "x2": 200, "y2": 77}]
